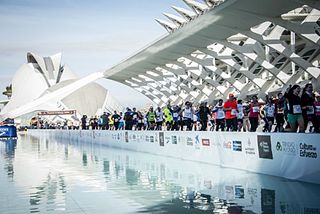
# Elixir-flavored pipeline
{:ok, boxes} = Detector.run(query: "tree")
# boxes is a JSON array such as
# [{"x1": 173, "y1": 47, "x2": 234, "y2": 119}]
[{"x1": 2, "y1": 84, "x2": 12, "y2": 98}]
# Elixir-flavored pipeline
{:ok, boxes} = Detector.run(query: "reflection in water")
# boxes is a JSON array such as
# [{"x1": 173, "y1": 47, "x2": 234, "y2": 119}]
[
  {"x1": 1, "y1": 139, "x2": 17, "y2": 180},
  {"x1": 29, "y1": 173, "x2": 67, "y2": 213},
  {"x1": 0, "y1": 134, "x2": 320, "y2": 213}
]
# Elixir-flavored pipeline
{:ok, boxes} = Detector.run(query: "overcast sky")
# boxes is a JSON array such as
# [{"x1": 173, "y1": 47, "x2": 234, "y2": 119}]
[{"x1": 0, "y1": 0, "x2": 187, "y2": 109}]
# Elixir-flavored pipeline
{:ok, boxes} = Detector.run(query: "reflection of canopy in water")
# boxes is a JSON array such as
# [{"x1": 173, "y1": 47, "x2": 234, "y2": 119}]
[{"x1": 104, "y1": 0, "x2": 320, "y2": 106}]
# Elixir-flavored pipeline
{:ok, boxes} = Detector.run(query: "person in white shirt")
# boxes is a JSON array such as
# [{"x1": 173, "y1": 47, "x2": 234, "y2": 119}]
[
  {"x1": 263, "y1": 98, "x2": 276, "y2": 132},
  {"x1": 182, "y1": 101, "x2": 194, "y2": 131},
  {"x1": 212, "y1": 99, "x2": 225, "y2": 131},
  {"x1": 155, "y1": 107, "x2": 164, "y2": 130}
]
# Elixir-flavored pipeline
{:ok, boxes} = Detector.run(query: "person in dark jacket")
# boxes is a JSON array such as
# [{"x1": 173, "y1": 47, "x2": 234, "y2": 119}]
[
  {"x1": 198, "y1": 101, "x2": 211, "y2": 131},
  {"x1": 301, "y1": 83, "x2": 319, "y2": 133}
]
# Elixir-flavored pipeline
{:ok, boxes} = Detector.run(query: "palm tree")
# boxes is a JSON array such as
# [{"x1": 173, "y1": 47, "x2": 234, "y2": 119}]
[{"x1": 2, "y1": 84, "x2": 12, "y2": 98}]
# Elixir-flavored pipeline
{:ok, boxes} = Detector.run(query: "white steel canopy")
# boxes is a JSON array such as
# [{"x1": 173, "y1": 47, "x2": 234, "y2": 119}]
[{"x1": 104, "y1": 0, "x2": 320, "y2": 106}]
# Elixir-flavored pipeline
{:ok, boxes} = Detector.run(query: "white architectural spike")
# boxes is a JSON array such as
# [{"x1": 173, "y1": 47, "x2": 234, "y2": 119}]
[
  {"x1": 155, "y1": 18, "x2": 177, "y2": 33},
  {"x1": 183, "y1": 0, "x2": 209, "y2": 14},
  {"x1": 163, "y1": 12, "x2": 187, "y2": 27},
  {"x1": 171, "y1": 5, "x2": 197, "y2": 21},
  {"x1": 204, "y1": 0, "x2": 224, "y2": 7}
]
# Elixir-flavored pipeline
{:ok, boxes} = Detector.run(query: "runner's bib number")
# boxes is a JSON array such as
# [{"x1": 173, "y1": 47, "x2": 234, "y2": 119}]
[
  {"x1": 267, "y1": 108, "x2": 275, "y2": 117},
  {"x1": 315, "y1": 106, "x2": 320, "y2": 113},
  {"x1": 231, "y1": 109, "x2": 237, "y2": 115},
  {"x1": 306, "y1": 106, "x2": 314, "y2": 115},
  {"x1": 252, "y1": 106, "x2": 260, "y2": 113},
  {"x1": 216, "y1": 110, "x2": 224, "y2": 118},
  {"x1": 293, "y1": 105, "x2": 302, "y2": 114},
  {"x1": 277, "y1": 108, "x2": 284, "y2": 114}
]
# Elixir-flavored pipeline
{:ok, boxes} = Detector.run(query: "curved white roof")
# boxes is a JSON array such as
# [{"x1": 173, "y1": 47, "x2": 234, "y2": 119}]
[
  {"x1": 0, "y1": 53, "x2": 123, "y2": 120},
  {"x1": 103, "y1": 0, "x2": 320, "y2": 106}
]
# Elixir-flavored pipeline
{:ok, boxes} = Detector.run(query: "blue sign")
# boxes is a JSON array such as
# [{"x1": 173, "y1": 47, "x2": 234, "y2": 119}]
[
  {"x1": 233, "y1": 141, "x2": 242, "y2": 152},
  {"x1": 0, "y1": 125, "x2": 17, "y2": 138}
]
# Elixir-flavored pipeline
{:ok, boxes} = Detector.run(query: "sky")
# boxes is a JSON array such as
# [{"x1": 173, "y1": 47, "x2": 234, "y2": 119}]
[{"x1": 0, "y1": 0, "x2": 187, "y2": 109}]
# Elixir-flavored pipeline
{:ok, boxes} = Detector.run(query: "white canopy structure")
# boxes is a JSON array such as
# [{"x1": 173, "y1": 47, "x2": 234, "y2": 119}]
[{"x1": 103, "y1": 0, "x2": 320, "y2": 106}]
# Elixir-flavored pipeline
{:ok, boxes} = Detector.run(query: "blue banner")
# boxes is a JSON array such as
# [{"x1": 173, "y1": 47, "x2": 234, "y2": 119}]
[{"x1": 0, "y1": 125, "x2": 17, "y2": 138}]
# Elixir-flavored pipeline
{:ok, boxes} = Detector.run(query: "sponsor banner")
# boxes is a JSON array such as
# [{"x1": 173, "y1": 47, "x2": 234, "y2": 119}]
[
  {"x1": 172, "y1": 136, "x2": 177, "y2": 144},
  {"x1": 275, "y1": 141, "x2": 298, "y2": 156},
  {"x1": 178, "y1": 136, "x2": 186, "y2": 145},
  {"x1": 165, "y1": 136, "x2": 171, "y2": 144},
  {"x1": 299, "y1": 143, "x2": 317, "y2": 159},
  {"x1": 30, "y1": 130, "x2": 320, "y2": 184},
  {"x1": 235, "y1": 185, "x2": 244, "y2": 199},
  {"x1": 245, "y1": 137, "x2": 256, "y2": 155},
  {"x1": 223, "y1": 141, "x2": 232, "y2": 150},
  {"x1": 0, "y1": 126, "x2": 17, "y2": 138},
  {"x1": 257, "y1": 135, "x2": 273, "y2": 159},
  {"x1": 159, "y1": 132, "x2": 164, "y2": 147},
  {"x1": 233, "y1": 141, "x2": 242, "y2": 152},
  {"x1": 125, "y1": 132, "x2": 129, "y2": 143},
  {"x1": 38, "y1": 110, "x2": 76, "y2": 115},
  {"x1": 202, "y1": 138, "x2": 210, "y2": 146},
  {"x1": 186, "y1": 137, "x2": 193, "y2": 146},
  {"x1": 150, "y1": 135, "x2": 155, "y2": 143}
]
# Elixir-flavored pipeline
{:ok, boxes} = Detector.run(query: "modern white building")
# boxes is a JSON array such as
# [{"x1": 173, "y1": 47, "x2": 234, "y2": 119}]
[{"x1": 0, "y1": 52, "x2": 123, "y2": 122}]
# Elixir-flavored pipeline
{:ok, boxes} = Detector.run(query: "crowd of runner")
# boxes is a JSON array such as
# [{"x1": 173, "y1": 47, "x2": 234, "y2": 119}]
[{"x1": 79, "y1": 83, "x2": 319, "y2": 133}]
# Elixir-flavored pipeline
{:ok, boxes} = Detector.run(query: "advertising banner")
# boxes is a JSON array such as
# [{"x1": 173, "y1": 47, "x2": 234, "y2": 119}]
[{"x1": 27, "y1": 129, "x2": 320, "y2": 184}]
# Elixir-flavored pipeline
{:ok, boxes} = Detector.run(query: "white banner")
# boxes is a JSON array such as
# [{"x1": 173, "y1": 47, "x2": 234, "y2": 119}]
[{"x1": 28, "y1": 130, "x2": 320, "y2": 184}]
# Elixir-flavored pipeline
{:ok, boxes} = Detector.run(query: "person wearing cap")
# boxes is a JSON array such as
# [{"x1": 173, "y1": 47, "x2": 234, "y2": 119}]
[{"x1": 223, "y1": 93, "x2": 238, "y2": 131}]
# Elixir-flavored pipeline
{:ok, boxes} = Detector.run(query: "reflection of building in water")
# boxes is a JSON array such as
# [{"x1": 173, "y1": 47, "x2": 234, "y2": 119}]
[
  {"x1": 29, "y1": 173, "x2": 67, "y2": 213},
  {"x1": 0, "y1": 139, "x2": 17, "y2": 180},
  {"x1": 8, "y1": 135, "x2": 320, "y2": 213}
]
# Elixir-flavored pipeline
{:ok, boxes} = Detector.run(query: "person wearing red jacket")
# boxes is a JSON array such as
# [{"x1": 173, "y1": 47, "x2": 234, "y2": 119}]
[{"x1": 223, "y1": 93, "x2": 238, "y2": 131}]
